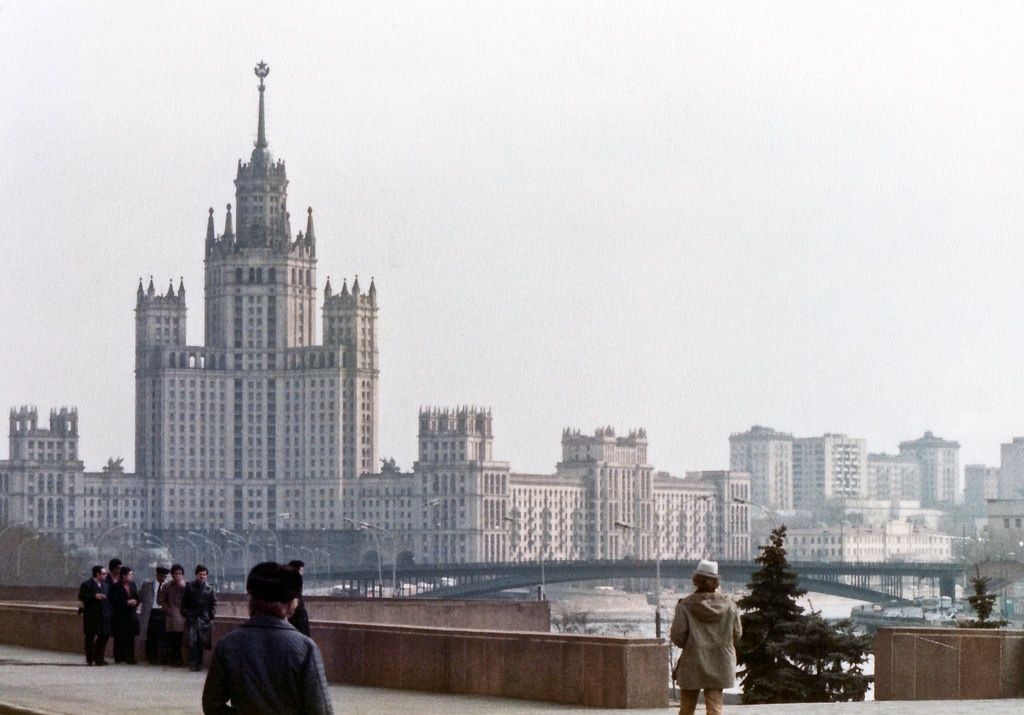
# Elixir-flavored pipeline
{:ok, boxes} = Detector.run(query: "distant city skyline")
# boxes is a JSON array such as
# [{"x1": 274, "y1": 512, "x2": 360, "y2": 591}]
[{"x1": 4, "y1": 4, "x2": 1024, "y2": 478}]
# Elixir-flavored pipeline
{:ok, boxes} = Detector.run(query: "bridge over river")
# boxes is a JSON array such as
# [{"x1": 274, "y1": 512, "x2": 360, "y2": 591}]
[{"x1": 328, "y1": 559, "x2": 963, "y2": 603}]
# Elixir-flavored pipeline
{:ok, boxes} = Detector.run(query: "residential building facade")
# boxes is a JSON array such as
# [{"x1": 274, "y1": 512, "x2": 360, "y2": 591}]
[
  {"x1": 792, "y1": 433, "x2": 867, "y2": 508},
  {"x1": 729, "y1": 425, "x2": 793, "y2": 511},
  {"x1": 898, "y1": 432, "x2": 961, "y2": 507}
]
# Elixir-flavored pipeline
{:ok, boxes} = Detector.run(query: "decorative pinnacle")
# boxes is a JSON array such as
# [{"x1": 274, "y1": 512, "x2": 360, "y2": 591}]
[
  {"x1": 254, "y1": 61, "x2": 270, "y2": 87},
  {"x1": 254, "y1": 61, "x2": 270, "y2": 152}
]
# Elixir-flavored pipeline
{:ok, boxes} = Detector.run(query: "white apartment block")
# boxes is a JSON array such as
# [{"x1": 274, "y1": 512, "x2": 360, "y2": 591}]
[
  {"x1": 729, "y1": 425, "x2": 793, "y2": 511},
  {"x1": 866, "y1": 452, "x2": 921, "y2": 503},
  {"x1": 792, "y1": 434, "x2": 867, "y2": 508},
  {"x1": 899, "y1": 432, "x2": 960, "y2": 507}
]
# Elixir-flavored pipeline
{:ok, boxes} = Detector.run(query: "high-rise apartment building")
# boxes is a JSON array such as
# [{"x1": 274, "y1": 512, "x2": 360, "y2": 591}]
[
  {"x1": 791, "y1": 434, "x2": 867, "y2": 508},
  {"x1": 899, "y1": 432, "x2": 960, "y2": 507},
  {"x1": 134, "y1": 64, "x2": 378, "y2": 534},
  {"x1": 997, "y1": 438, "x2": 1024, "y2": 500},
  {"x1": 866, "y1": 453, "x2": 921, "y2": 503},
  {"x1": 729, "y1": 425, "x2": 793, "y2": 511}
]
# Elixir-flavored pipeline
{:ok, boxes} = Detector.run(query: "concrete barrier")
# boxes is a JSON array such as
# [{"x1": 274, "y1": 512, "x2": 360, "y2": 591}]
[
  {"x1": 0, "y1": 586, "x2": 551, "y2": 632},
  {"x1": 875, "y1": 627, "x2": 1024, "y2": 700},
  {"x1": 214, "y1": 616, "x2": 667, "y2": 709},
  {"x1": 216, "y1": 593, "x2": 552, "y2": 631},
  {"x1": 0, "y1": 601, "x2": 668, "y2": 709}
]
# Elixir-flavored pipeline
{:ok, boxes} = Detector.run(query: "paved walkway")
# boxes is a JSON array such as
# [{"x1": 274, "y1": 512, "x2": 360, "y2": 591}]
[{"x1": 0, "y1": 643, "x2": 1021, "y2": 714}]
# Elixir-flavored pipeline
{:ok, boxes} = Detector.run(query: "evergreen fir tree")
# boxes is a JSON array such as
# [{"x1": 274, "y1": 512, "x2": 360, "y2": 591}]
[
  {"x1": 737, "y1": 525, "x2": 873, "y2": 704},
  {"x1": 958, "y1": 565, "x2": 1008, "y2": 629}
]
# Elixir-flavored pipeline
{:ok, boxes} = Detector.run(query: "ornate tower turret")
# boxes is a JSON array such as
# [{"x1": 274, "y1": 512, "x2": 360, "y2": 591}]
[
  {"x1": 323, "y1": 275, "x2": 380, "y2": 476},
  {"x1": 203, "y1": 61, "x2": 317, "y2": 350}
]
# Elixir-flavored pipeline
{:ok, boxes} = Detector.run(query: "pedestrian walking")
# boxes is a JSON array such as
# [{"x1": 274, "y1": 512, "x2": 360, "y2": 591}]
[{"x1": 670, "y1": 559, "x2": 742, "y2": 715}]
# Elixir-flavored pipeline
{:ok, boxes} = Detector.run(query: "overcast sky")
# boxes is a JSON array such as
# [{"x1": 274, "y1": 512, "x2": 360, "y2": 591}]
[{"x1": 3, "y1": 3, "x2": 1024, "y2": 482}]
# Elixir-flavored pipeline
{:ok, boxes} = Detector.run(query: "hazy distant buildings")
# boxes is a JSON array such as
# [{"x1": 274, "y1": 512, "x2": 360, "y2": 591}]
[
  {"x1": 345, "y1": 418, "x2": 744, "y2": 565},
  {"x1": 729, "y1": 425, "x2": 793, "y2": 511},
  {"x1": 791, "y1": 434, "x2": 867, "y2": 508},
  {"x1": 0, "y1": 408, "x2": 81, "y2": 541},
  {"x1": 787, "y1": 521, "x2": 953, "y2": 563},
  {"x1": 964, "y1": 464, "x2": 1000, "y2": 510},
  {"x1": 899, "y1": 432, "x2": 961, "y2": 507},
  {"x1": 996, "y1": 437, "x2": 1024, "y2": 500}
]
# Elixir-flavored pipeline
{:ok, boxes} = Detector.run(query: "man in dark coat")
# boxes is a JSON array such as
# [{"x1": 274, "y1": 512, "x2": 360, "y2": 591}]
[
  {"x1": 182, "y1": 564, "x2": 216, "y2": 671},
  {"x1": 202, "y1": 562, "x2": 332, "y2": 714},
  {"x1": 140, "y1": 565, "x2": 170, "y2": 664},
  {"x1": 108, "y1": 564, "x2": 140, "y2": 664},
  {"x1": 77, "y1": 565, "x2": 111, "y2": 666},
  {"x1": 287, "y1": 559, "x2": 311, "y2": 637}
]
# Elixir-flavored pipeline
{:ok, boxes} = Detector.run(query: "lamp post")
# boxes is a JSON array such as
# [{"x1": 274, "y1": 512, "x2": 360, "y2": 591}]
[
  {"x1": 344, "y1": 518, "x2": 394, "y2": 596},
  {"x1": 248, "y1": 524, "x2": 282, "y2": 564},
  {"x1": 140, "y1": 531, "x2": 172, "y2": 569},
  {"x1": 313, "y1": 547, "x2": 331, "y2": 580},
  {"x1": 218, "y1": 528, "x2": 252, "y2": 576},
  {"x1": 504, "y1": 515, "x2": 545, "y2": 600},
  {"x1": 176, "y1": 534, "x2": 200, "y2": 569},
  {"x1": 0, "y1": 520, "x2": 31, "y2": 543},
  {"x1": 732, "y1": 497, "x2": 776, "y2": 529},
  {"x1": 615, "y1": 519, "x2": 664, "y2": 638},
  {"x1": 94, "y1": 523, "x2": 129, "y2": 556},
  {"x1": 188, "y1": 532, "x2": 224, "y2": 583},
  {"x1": 16, "y1": 533, "x2": 40, "y2": 576}
]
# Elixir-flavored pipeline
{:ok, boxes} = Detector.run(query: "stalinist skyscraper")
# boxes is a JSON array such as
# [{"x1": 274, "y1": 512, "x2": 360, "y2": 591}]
[{"x1": 134, "y1": 63, "x2": 378, "y2": 533}]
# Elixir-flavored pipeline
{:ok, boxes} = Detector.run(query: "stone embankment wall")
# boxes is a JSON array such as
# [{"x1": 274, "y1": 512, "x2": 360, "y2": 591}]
[
  {"x1": 217, "y1": 593, "x2": 552, "y2": 631},
  {"x1": 875, "y1": 627, "x2": 1024, "y2": 700},
  {"x1": 0, "y1": 598, "x2": 668, "y2": 709}
]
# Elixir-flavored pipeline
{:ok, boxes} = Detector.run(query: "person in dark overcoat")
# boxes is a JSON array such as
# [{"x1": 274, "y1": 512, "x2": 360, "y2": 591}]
[
  {"x1": 202, "y1": 562, "x2": 332, "y2": 714},
  {"x1": 287, "y1": 559, "x2": 311, "y2": 637},
  {"x1": 139, "y1": 565, "x2": 170, "y2": 664},
  {"x1": 78, "y1": 564, "x2": 112, "y2": 665},
  {"x1": 182, "y1": 564, "x2": 216, "y2": 671},
  {"x1": 108, "y1": 564, "x2": 140, "y2": 664}
]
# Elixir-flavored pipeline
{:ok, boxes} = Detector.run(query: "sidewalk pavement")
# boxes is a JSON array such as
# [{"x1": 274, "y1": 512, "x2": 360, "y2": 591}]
[{"x1": 0, "y1": 643, "x2": 1021, "y2": 715}]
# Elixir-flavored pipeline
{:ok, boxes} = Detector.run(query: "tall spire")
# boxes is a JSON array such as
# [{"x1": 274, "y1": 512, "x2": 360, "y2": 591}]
[{"x1": 251, "y1": 61, "x2": 271, "y2": 167}]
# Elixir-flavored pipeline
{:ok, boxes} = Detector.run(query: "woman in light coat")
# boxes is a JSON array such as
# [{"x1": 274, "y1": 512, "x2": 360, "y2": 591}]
[{"x1": 669, "y1": 559, "x2": 742, "y2": 715}]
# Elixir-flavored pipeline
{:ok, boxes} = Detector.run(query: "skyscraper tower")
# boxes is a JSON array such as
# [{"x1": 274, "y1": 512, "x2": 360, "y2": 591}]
[{"x1": 135, "y1": 63, "x2": 379, "y2": 534}]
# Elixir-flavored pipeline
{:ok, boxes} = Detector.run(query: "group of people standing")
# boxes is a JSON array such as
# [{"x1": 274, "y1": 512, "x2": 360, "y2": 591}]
[{"x1": 77, "y1": 559, "x2": 216, "y2": 670}]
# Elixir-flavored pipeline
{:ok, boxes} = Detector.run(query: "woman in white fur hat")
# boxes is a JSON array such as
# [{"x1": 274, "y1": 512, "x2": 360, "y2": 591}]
[{"x1": 669, "y1": 559, "x2": 742, "y2": 715}]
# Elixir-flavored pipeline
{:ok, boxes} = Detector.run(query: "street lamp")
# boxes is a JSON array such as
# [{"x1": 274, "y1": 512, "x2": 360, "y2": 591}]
[
  {"x1": 249, "y1": 523, "x2": 282, "y2": 563},
  {"x1": 615, "y1": 519, "x2": 665, "y2": 638},
  {"x1": 504, "y1": 515, "x2": 545, "y2": 600},
  {"x1": 0, "y1": 520, "x2": 31, "y2": 543},
  {"x1": 219, "y1": 528, "x2": 252, "y2": 575},
  {"x1": 344, "y1": 518, "x2": 394, "y2": 597},
  {"x1": 313, "y1": 547, "x2": 331, "y2": 580},
  {"x1": 188, "y1": 532, "x2": 224, "y2": 583},
  {"x1": 732, "y1": 497, "x2": 776, "y2": 528},
  {"x1": 16, "y1": 534, "x2": 40, "y2": 576},
  {"x1": 176, "y1": 534, "x2": 200, "y2": 569},
  {"x1": 94, "y1": 523, "x2": 129, "y2": 555}
]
